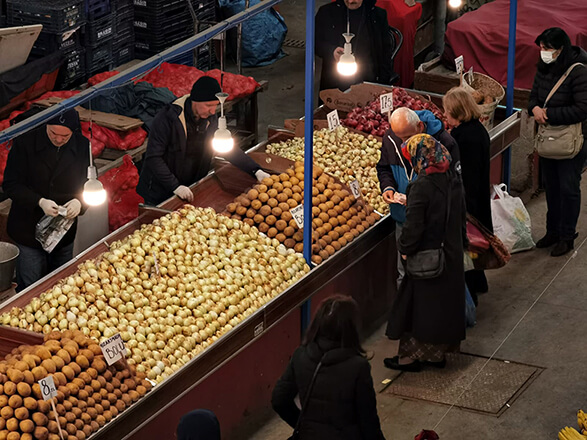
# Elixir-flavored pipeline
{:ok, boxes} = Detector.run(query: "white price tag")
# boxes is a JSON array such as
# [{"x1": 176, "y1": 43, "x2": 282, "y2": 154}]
[
  {"x1": 327, "y1": 110, "x2": 340, "y2": 131},
  {"x1": 100, "y1": 333, "x2": 128, "y2": 365},
  {"x1": 290, "y1": 204, "x2": 305, "y2": 229},
  {"x1": 39, "y1": 376, "x2": 58, "y2": 401},
  {"x1": 455, "y1": 55, "x2": 464, "y2": 75},
  {"x1": 379, "y1": 92, "x2": 394, "y2": 114},
  {"x1": 349, "y1": 180, "x2": 362, "y2": 199}
]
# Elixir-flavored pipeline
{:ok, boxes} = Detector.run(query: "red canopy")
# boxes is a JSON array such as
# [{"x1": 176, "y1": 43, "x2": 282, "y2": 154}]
[{"x1": 443, "y1": 0, "x2": 587, "y2": 90}]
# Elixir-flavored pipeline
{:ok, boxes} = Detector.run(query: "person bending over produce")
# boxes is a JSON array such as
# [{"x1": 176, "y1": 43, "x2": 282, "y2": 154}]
[
  {"x1": 376, "y1": 107, "x2": 460, "y2": 287},
  {"x1": 137, "y1": 76, "x2": 270, "y2": 206},
  {"x1": 3, "y1": 109, "x2": 89, "y2": 291},
  {"x1": 315, "y1": 0, "x2": 394, "y2": 93}
]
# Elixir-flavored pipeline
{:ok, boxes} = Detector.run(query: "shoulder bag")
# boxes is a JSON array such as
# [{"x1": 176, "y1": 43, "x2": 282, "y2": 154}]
[
  {"x1": 288, "y1": 356, "x2": 324, "y2": 440},
  {"x1": 405, "y1": 176, "x2": 451, "y2": 279},
  {"x1": 535, "y1": 62, "x2": 585, "y2": 160}
]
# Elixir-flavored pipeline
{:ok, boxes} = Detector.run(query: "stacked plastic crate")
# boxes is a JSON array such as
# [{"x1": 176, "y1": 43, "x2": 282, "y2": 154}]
[
  {"x1": 134, "y1": 0, "x2": 216, "y2": 68},
  {"x1": 113, "y1": 0, "x2": 134, "y2": 66},
  {"x1": 84, "y1": 0, "x2": 115, "y2": 79},
  {"x1": 7, "y1": 0, "x2": 87, "y2": 87}
]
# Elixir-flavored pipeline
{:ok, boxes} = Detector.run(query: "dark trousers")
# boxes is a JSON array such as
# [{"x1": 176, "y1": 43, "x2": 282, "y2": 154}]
[
  {"x1": 541, "y1": 142, "x2": 587, "y2": 241},
  {"x1": 15, "y1": 242, "x2": 74, "y2": 292}
]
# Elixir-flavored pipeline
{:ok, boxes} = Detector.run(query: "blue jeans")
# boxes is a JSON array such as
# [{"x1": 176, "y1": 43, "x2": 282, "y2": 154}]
[{"x1": 16, "y1": 243, "x2": 74, "y2": 292}]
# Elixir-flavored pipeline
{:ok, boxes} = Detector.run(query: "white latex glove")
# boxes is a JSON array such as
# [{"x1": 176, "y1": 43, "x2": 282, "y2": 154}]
[
  {"x1": 39, "y1": 198, "x2": 59, "y2": 217},
  {"x1": 255, "y1": 170, "x2": 271, "y2": 182},
  {"x1": 64, "y1": 199, "x2": 82, "y2": 219},
  {"x1": 174, "y1": 185, "x2": 194, "y2": 202}
]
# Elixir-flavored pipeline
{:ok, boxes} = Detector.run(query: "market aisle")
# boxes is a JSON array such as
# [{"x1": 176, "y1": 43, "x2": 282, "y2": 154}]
[{"x1": 248, "y1": 176, "x2": 587, "y2": 440}]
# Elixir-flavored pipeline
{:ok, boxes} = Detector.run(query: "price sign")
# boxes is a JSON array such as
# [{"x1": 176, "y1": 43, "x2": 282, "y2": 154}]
[
  {"x1": 379, "y1": 92, "x2": 394, "y2": 114},
  {"x1": 455, "y1": 55, "x2": 464, "y2": 76},
  {"x1": 349, "y1": 180, "x2": 362, "y2": 199},
  {"x1": 327, "y1": 110, "x2": 340, "y2": 130},
  {"x1": 39, "y1": 376, "x2": 57, "y2": 401},
  {"x1": 100, "y1": 333, "x2": 128, "y2": 366},
  {"x1": 290, "y1": 204, "x2": 305, "y2": 229}
]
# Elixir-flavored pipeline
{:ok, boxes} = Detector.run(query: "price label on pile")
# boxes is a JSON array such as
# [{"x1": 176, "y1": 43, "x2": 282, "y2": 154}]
[
  {"x1": 290, "y1": 204, "x2": 305, "y2": 228},
  {"x1": 455, "y1": 55, "x2": 464, "y2": 75},
  {"x1": 327, "y1": 110, "x2": 341, "y2": 130},
  {"x1": 39, "y1": 376, "x2": 57, "y2": 401},
  {"x1": 100, "y1": 333, "x2": 128, "y2": 365},
  {"x1": 349, "y1": 180, "x2": 362, "y2": 199},
  {"x1": 379, "y1": 92, "x2": 394, "y2": 114}
]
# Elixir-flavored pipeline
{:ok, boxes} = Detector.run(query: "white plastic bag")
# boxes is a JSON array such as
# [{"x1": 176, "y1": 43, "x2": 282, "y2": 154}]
[{"x1": 491, "y1": 184, "x2": 535, "y2": 253}]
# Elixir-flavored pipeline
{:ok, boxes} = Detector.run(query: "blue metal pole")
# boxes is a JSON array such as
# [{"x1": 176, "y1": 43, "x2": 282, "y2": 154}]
[
  {"x1": 503, "y1": 0, "x2": 518, "y2": 189},
  {"x1": 301, "y1": 0, "x2": 315, "y2": 335}
]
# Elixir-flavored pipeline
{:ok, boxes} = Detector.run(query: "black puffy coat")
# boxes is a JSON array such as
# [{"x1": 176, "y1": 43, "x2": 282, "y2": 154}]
[
  {"x1": 272, "y1": 339, "x2": 385, "y2": 440},
  {"x1": 528, "y1": 46, "x2": 587, "y2": 136},
  {"x1": 386, "y1": 171, "x2": 467, "y2": 345},
  {"x1": 3, "y1": 126, "x2": 89, "y2": 250},
  {"x1": 315, "y1": 0, "x2": 393, "y2": 92}
]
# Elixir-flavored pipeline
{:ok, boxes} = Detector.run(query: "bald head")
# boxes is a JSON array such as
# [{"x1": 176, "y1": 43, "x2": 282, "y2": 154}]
[{"x1": 390, "y1": 107, "x2": 424, "y2": 142}]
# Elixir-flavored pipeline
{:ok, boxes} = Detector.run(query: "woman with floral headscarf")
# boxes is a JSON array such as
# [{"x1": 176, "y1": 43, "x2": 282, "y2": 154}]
[{"x1": 384, "y1": 134, "x2": 467, "y2": 372}]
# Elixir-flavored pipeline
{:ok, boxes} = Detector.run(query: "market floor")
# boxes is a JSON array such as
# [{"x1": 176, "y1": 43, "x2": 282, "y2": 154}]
[{"x1": 244, "y1": 179, "x2": 587, "y2": 440}]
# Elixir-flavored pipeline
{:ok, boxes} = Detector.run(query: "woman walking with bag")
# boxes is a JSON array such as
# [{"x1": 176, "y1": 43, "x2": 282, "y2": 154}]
[
  {"x1": 272, "y1": 295, "x2": 385, "y2": 440},
  {"x1": 529, "y1": 27, "x2": 587, "y2": 256},
  {"x1": 384, "y1": 134, "x2": 466, "y2": 371}
]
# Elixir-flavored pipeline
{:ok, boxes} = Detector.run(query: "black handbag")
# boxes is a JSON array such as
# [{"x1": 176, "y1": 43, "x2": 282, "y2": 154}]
[
  {"x1": 405, "y1": 176, "x2": 451, "y2": 279},
  {"x1": 288, "y1": 356, "x2": 324, "y2": 440}
]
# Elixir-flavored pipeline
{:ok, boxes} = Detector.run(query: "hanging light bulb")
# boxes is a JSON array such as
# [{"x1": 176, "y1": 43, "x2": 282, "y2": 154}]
[
  {"x1": 82, "y1": 142, "x2": 107, "y2": 206},
  {"x1": 448, "y1": 0, "x2": 462, "y2": 8},
  {"x1": 337, "y1": 33, "x2": 358, "y2": 76},
  {"x1": 212, "y1": 92, "x2": 234, "y2": 153}
]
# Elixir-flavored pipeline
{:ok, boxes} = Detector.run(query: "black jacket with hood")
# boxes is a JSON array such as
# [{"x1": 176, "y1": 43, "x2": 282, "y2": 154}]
[
  {"x1": 528, "y1": 46, "x2": 587, "y2": 137},
  {"x1": 137, "y1": 95, "x2": 261, "y2": 206},
  {"x1": 315, "y1": 0, "x2": 393, "y2": 92},
  {"x1": 272, "y1": 338, "x2": 385, "y2": 440}
]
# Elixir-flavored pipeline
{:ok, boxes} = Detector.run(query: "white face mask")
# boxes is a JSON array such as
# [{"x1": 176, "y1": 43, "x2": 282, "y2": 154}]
[{"x1": 541, "y1": 50, "x2": 556, "y2": 64}]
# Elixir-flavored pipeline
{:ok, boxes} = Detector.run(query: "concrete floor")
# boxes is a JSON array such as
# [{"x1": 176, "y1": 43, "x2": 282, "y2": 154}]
[{"x1": 233, "y1": 2, "x2": 587, "y2": 439}]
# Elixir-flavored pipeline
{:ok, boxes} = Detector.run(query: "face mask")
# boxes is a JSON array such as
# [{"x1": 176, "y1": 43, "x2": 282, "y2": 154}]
[{"x1": 541, "y1": 50, "x2": 556, "y2": 64}]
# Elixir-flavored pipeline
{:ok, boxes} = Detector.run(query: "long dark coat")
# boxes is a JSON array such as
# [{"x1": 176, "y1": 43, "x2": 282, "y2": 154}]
[
  {"x1": 386, "y1": 171, "x2": 467, "y2": 345},
  {"x1": 3, "y1": 126, "x2": 89, "y2": 250},
  {"x1": 451, "y1": 118, "x2": 493, "y2": 230},
  {"x1": 272, "y1": 338, "x2": 385, "y2": 440}
]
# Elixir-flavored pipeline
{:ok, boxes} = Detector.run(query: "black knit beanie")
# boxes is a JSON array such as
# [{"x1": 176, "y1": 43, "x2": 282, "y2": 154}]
[
  {"x1": 190, "y1": 76, "x2": 222, "y2": 102},
  {"x1": 46, "y1": 108, "x2": 81, "y2": 131}
]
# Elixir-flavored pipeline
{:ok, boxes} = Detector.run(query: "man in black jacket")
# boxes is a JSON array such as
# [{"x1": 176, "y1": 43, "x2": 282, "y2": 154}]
[
  {"x1": 3, "y1": 109, "x2": 89, "y2": 291},
  {"x1": 315, "y1": 0, "x2": 394, "y2": 92},
  {"x1": 137, "y1": 77, "x2": 269, "y2": 206}
]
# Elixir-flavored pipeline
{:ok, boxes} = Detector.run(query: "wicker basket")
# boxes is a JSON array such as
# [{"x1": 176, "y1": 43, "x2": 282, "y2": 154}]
[{"x1": 461, "y1": 72, "x2": 505, "y2": 130}]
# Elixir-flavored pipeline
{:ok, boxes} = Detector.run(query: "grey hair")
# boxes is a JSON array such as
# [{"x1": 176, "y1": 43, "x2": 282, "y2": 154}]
[{"x1": 390, "y1": 107, "x2": 420, "y2": 128}]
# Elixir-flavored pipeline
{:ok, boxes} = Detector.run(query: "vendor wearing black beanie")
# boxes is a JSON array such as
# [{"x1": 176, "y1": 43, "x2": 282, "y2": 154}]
[
  {"x1": 137, "y1": 76, "x2": 270, "y2": 206},
  {"x1": 3, "y1": 108, "x2": 90, "y2": 291}
]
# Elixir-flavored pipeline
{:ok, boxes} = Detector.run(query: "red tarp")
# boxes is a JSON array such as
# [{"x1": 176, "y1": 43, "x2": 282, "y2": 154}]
[
  {"x1": 443, "y1": 0, "x2": 587, "y2": 90},
  {"x1": 377, "y1": 0, "x2": 422, "y2": 88}
]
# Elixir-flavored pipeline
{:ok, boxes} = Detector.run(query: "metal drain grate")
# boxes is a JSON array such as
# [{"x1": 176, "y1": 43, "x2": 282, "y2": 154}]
[
  {"x1": 283, "y1": 38, "x2": 305, "y2": 49},
  {"x1": 382, "y1": 353, "x2": 543, "y2": 416}
]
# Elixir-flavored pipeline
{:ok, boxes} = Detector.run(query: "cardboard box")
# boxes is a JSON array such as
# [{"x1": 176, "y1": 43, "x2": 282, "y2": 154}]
[{"x1": 319, "y1": 82, "x2": 393, "y2": 112}]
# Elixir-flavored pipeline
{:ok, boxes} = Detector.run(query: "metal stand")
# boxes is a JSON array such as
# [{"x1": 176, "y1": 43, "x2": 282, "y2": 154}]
[{"x1": 236, "y1": 0, "x2": 250, "y2": 74}]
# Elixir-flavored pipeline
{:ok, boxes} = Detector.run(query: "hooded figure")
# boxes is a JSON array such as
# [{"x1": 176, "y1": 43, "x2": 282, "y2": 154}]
[
  {"x1": 3, "y1": 108, "x2": 90, "y2": 291},
  {"x1": 315, "y1": 0, "x2": 394, "y2": 93},
  {"x1": 176, "y1": 410, "x2": 221, "y2": 440},
  {"x1": 384, "y1": 134, "x2": 466, "y2": 372}
]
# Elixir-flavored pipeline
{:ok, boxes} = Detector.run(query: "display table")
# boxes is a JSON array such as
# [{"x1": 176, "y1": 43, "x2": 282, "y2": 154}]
[{"x1": 376, "y1": 0, "x2": 422, "y2": 87}]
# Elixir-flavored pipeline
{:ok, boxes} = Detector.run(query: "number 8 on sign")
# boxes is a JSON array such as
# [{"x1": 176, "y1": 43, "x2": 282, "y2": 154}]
[{"x1": 39, "y1": 376, "x2": 57, "y2": 401}]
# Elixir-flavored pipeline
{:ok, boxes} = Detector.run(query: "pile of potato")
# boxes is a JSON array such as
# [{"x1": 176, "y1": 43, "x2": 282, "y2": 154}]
[
  {"x1": 226, "y1": 162, "x2": 380, "y2": 265},
  {"x1": 265, "y1": 127, "x2": 388, "y2": 214},
  {"x1": 0, "y1": 330, "x2": 151, "y2": 440}
]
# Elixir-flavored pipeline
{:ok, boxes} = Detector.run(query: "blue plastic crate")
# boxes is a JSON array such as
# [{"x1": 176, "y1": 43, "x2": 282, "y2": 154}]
[{"x1": 86, "y1": 0, "x2": 110, "y2": 20}]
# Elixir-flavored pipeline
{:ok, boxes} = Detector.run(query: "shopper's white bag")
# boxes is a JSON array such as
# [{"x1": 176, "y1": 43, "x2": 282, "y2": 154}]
[{"x1": 491, "y1": 184, "x2": 535, "y2": 253}]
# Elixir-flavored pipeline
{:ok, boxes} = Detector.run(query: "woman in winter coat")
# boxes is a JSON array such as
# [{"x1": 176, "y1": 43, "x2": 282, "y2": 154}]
[
  {"x1": 272, "y1": 295, "x2": 385, "y2": 440},
  {"x1": 443, "y1": 87, "x2": 492, "y2": 301},
  {"x1": 385, "y1": 134, "x2": 466, "y2": 371},
  {"x1": 529, "y1": 27, "x2": 587, "y2": 257}
]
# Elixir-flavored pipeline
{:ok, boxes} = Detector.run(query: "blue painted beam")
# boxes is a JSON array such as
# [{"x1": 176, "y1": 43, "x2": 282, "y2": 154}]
[
  {"x1": 503, "y1": 0, "x2": 518, "y2": 189},
  {"x1": 0, "y1": 0, "x2": 283, "y2": 144}
]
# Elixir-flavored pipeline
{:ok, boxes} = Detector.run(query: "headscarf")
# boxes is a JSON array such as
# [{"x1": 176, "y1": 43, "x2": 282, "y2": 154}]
[
  {"x1": 176, "y1": 409, "x2": 221, "y2": 440},
  {"x1": 401, "y1": 133, "x2": 451, "y2": 176}
]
